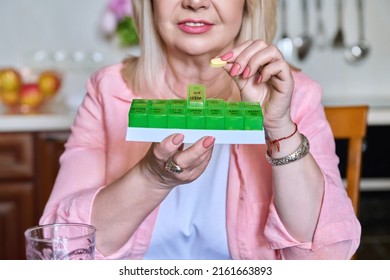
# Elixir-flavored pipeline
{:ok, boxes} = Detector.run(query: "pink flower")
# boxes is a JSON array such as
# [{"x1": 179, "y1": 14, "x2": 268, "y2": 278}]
[
  {"x1": 100, "y1": 10, "x2": 117, "y2": 35},
  {"x1": 100, "y1": 0, "x2": 138, "y2": 46},
  {"x1": 108, "y1": 0, "x2": 133, "y2": 20}
]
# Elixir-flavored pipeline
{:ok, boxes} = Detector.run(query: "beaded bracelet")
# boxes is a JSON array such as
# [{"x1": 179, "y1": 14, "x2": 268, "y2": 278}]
[
  {"x1": 265, "y1": 133, "x2": 310, "y2": 166},
  {"x1": 266, "y1": 123, "x2": 298, "y2": 156}
]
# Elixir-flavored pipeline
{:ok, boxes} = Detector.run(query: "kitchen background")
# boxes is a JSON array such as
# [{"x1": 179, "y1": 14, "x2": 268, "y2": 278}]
[
  {"x1": 0, "y1": 0, "x2": 389, "y2": 259},
  {"x1": 1, "y1": 0, "x2": 390, "y2": 108}
]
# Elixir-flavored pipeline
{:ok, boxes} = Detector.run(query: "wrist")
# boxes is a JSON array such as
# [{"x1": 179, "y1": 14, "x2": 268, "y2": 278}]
[
  {"x1": 266, "y1": 134, "x2": 310, "y2": 166},
  {"x1": 137, "y1": 160, "x2": 176, "y2": 192},
  {"x1": 265, "y1": 121, "x2": 296, "y2": 142},
  {"x1": 265, "y1": 122, "x2": 301, "y2": 158}
]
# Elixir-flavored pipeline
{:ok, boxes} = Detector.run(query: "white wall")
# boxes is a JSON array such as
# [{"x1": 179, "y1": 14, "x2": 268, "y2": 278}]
[
  {"x1": 275, "y1": 0, "x2": 390, "y2": 107},
  {"x1": 0, "y1": 0, "x2": 135, "y2": 107},
  {"x1": 0, "y1": 0, "x2": 132, "y2": 64},
  {"x1": 1, "y1": 0, "x2": 390, "y2": 108}
]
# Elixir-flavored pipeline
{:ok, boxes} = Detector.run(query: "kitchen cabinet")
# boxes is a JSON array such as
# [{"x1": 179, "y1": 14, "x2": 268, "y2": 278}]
[{"x1": 0, "y1": 131, "x2": 69, "y2": 260}]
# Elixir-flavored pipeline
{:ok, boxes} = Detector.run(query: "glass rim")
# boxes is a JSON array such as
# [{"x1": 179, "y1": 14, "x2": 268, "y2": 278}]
[{"x1": 24, "y1": 223, "x2": 96, "y2": 243}]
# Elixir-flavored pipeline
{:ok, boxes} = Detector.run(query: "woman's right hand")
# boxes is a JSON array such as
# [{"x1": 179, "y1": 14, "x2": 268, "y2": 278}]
[{"x1": 139, "y1": 133, "x2": 216, "y2": 190}]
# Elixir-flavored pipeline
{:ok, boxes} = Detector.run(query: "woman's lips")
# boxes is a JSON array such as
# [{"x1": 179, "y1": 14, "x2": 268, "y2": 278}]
[{"x1": 177, "y1": 20, "x2": 214, "y2": 34}]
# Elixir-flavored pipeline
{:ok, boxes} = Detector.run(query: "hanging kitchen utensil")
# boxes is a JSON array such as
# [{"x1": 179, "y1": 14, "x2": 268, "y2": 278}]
[
  {"x1": 315, "y1": 0, "x2": 327, "y2": 49},
  {"x1": 294, "y1": 0, "x2": 313, "y2": 60},
  {"x1": 277, "y1": 0, "x2": 294, "y2": 62},
  {"x1": 332, "y1": 0, "x2": 345, "y2": 48},
  {"x1": 344, "y1": 0, "x2": 370, "y2": 63}
]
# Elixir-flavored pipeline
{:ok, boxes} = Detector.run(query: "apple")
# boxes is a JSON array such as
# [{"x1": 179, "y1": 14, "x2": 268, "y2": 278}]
[
  {"x1": 0, "y1": 68, "x2": 22, "y2": 92},
  {"x1": 19, "y1": 83, "x2": 44, "y2": 110},
  {"x1": 37, "y1": 70, "x2": 61, "y2": 98},
  {"x1": 0, "y1": 89, "x2": 19, "y2": 106}
]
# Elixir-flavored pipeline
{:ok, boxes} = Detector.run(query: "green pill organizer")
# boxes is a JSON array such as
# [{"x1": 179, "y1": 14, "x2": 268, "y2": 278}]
[{"x1": 126, "y1": 84, "x2": 265, "y2": 144}]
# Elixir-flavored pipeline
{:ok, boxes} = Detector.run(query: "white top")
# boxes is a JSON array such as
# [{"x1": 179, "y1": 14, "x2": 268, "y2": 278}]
[{"x1": 144, "y1": 144, "x2": 231, "y2": 260}]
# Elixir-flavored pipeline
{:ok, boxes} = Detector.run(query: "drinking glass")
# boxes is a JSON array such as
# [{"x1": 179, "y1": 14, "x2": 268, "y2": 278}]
[{"x1": 24, "y1": 223, "x2": 96, "y2": 260}]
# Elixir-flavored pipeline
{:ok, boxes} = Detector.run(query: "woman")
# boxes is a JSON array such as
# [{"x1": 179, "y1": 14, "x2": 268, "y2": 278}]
[{"x1": 40, "y1": 0, "x2": 361, "y2": 259}]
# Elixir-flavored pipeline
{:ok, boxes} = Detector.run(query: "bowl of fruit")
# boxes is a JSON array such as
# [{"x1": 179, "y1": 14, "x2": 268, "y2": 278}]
[{"x1": 0, "y1": 67, "x2": 62, "y2": 114}]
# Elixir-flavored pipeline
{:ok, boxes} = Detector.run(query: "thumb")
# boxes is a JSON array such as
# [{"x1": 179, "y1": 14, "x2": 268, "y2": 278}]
[{"x1": 153, "y1": 133, "x2": 184, "y2": 161}]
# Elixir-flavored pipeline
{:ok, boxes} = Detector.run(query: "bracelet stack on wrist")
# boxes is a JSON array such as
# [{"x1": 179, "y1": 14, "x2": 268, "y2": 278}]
[{"x1": 265, "y1": 123, "x2": 310, "y2": 166}]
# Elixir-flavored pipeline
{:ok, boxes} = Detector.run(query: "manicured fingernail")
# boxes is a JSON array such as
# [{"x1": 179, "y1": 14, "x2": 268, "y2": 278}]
[
  {"x1": 202, "y1": 136, "x2": 215, "y2": 149},
  {"x1": 230, "y1": 63, "x2": 241, "y2": 76},
  {"x1": 221, "y1": 51, "x2": 233, "y2": 61},
  {"x1": 256, "y1": 74, "x2": 263, "y2": 84},
  {"x1": 242, "y1": 66, "x2": 251, "y2": 79},
  {"x1": 172, "y1": 134, "x2": 184, "y2": 145}
]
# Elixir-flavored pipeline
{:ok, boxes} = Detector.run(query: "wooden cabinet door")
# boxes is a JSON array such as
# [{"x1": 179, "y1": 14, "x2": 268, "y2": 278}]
[
  {"x1": 0, "y1": 131, "x2": 68, "y2": 260},
  {"x1": 0, "y1": 133, "x2": 34, "y2": 179},
  {"x1": 36, "y1": 131, "x2": 68, "y2": 217},
  {"x1": 0, "y1": 133, "x2": 35, "y2": 259},
  {"x1": 0, "y1": 182, "x2": 35, "y2": 260}
]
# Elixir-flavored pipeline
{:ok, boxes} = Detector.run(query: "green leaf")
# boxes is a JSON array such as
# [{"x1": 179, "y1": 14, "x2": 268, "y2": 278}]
[{"x1": 116, "y1": 16, "x2": 139, "y2": 47}]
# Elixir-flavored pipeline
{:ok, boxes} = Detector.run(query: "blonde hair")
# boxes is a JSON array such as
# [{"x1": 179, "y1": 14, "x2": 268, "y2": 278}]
[{"x1": 122, "y1": 0, "x2": 278, "y2": 96}]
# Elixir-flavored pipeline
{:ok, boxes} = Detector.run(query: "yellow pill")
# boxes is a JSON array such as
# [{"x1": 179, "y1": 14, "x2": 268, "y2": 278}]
[{"x1": 210, "y1": 58, "x2": 227, "y2": 68}]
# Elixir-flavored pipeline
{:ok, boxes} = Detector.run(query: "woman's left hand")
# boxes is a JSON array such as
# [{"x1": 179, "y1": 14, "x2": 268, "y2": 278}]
[{"x1": 220, "y1": 40, "x2": 295, "y2": 129}]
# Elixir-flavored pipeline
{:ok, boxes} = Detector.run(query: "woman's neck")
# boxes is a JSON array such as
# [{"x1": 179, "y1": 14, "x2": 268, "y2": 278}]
[{"x1": 163, "y1": 58, "x2": 240, "y2": 101}]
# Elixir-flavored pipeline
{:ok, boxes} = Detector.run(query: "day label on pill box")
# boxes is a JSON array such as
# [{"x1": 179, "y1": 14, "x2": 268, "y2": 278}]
[
  {"x1": 187, "y1": 84, "x2": 205, "y2": 107},
  {"x1": 126, "y1": 84, "x2": 265, "y2": 144}
]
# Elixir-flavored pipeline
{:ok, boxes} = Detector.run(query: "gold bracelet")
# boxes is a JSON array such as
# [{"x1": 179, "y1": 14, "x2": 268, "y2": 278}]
[{"x1": 265, "y1": 134, "x2": 310, "y2": 166}]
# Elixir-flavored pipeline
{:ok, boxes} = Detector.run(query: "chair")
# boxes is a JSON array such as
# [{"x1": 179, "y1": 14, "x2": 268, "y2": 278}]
[{"x1": 324, "y1": 105, "x2": 369, "y2": 215}]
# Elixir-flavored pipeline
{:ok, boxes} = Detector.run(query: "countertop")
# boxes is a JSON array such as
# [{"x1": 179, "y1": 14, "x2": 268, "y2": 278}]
[
  {"x1": 365, "y1": 107, "x2": 390, "y2": 125},
  {"x1": 0, "y1": 104, "x2": 76, "y2": 132},
  {"x1": 1, "y1": 105, "x2": 390, "y2": 133}
]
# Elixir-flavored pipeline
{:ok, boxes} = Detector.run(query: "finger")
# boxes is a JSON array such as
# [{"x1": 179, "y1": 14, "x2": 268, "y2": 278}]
[
  {"x1": 218, "y1": 40, "x2": 255, "y2": 72},
  {"x1": 243, "y1": 45, "x2": 285, "y2": 80},
  {"x1": 232, "y1": 41, "x2": 270, "y2": 77},
  {"x1": 220, "y1": 40, "x2": 269, "y2": 77},
  {"x1": 153, "y1": 133, "x2": 184, "y2": 161},
  {"x1": 258, "y1": 60, "x2": 293, "y2": 93},
  {"x1": 220, "y1": 40, "x2": 257, "y2": 62},
  {"x1": 172, "y1": 136, "x2": 215, "y2": 170}
]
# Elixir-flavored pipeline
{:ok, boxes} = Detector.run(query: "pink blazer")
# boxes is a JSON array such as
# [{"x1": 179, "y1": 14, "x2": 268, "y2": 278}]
[{"x1": 40, "y1": 64, "x2": 361, "y2": 259}]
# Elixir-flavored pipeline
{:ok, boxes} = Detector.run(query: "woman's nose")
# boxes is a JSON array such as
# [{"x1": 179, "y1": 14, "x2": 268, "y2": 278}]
[{"x1": 182, "y1": 0, "x2": 210, "y2": 11}]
